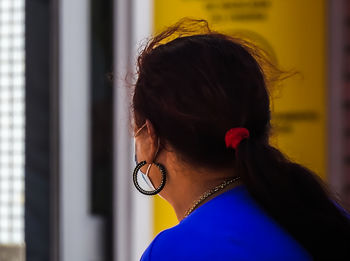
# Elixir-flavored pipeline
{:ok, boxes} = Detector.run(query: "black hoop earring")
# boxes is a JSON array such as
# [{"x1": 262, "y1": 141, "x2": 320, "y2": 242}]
[{"x1": 133, "y1": 160, "x2": 167, "y2": 196}]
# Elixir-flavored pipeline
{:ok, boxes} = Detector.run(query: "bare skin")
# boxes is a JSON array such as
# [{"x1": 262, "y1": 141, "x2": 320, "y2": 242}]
[{"x1": 134, "y1": 119, "x2": 242, "y2": 221}]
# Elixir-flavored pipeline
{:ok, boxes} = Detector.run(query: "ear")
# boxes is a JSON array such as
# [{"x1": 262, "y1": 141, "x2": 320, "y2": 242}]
[
  {"x1": 145, "y1": 119, "x2": 159, "y2": 160},
  {"x1": 145, "y1": 119, "x2": 156, "y2": 139}
]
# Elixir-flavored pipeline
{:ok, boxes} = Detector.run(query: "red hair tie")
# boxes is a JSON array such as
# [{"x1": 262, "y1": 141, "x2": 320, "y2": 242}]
[{"x1": 225, "y1": 127, "x2": 250, "y2": 149}]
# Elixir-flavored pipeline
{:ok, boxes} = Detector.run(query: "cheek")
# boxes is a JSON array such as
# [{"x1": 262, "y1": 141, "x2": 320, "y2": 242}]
[
  {"x1": 148, "y1": 166, "x2": 162, "y2": 189},
  {"x1": 135, "y1": 139, "x2": 148, "y2": 173},
  {"x1": 135, "y1": 139, "x2": 145, "y2": 160}
]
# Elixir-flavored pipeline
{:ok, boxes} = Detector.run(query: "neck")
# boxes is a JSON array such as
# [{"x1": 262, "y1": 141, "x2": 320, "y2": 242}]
[{"x1": 159, "y1": 156, "x2": 241, "y2": 221}]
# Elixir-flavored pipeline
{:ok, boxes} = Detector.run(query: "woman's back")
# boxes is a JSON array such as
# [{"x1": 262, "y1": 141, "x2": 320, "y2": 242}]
[{"x1": 141, "y1": 185, "x2": 311, "y2": 261}]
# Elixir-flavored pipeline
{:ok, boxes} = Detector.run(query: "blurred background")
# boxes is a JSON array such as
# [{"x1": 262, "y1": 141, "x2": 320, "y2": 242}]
[{"x1": 0, "y1": 0, "x2": 348, "y2": 260}]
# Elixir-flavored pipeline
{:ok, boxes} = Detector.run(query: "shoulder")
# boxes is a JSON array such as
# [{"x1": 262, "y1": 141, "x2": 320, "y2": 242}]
[
  {"x1": 140, "y1": 223, "x2": 242, "y2": 261},
  {"x1": 140, "y1": 229, "x2": 169, "y2": 261},
  {"x1": 141, "y1": 185, "x2": 312, "y2": 261},
  {"x1": 141, "y1": 225, "x2": 204, "y2": 261}
]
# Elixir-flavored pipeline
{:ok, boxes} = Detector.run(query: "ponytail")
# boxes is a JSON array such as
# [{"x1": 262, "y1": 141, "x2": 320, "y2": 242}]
[{"x1": 235, "y1": 138, "x2": 350, "y2": 260}]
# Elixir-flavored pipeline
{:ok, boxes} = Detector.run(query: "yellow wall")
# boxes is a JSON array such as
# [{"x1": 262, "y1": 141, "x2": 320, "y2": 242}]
[{"x1": 153, "y1": 0, "x2": 327, "y2": 236}]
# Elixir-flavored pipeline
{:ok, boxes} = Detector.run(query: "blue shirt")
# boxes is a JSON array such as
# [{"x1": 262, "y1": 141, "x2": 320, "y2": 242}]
[{"x1": 140, "y1": 184, "x2": 312, "y2": 261}]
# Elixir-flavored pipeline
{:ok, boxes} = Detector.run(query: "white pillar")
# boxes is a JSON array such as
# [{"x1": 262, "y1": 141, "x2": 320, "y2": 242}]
[
  {"x1": 114, "y1": 0, "x2": 154, "y2": 260},
  {"x1": 131, "y1": 1, "x2": 154, "y2": 260},
  {"x1": 113, "y1": 0, "x2": 134, "y2": 260},
  {"x1": 59, "y1": 0, "x2": 105, "y2": 260}
]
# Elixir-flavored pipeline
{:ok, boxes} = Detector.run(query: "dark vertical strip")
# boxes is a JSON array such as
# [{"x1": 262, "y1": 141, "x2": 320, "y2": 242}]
[
  {"x1": 343, "y1": 0, "x2": 350, "y2": 210},
  {"x1": 49, "y1": 0, "x2": 60, "y2": 259},
  {"x1": 25, "y1": 0, "x2": 51, "y2": 260},
  {"x1": 90, "y1": 0, "x2": 114, "y2": 259}
]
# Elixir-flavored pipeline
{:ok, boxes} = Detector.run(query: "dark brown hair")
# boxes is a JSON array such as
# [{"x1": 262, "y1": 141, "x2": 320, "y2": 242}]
[{"x1": 132, "y1": 18, "x2": 350, "y2": 259}]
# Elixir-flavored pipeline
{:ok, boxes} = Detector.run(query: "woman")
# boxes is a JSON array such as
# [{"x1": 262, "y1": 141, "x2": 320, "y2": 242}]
[{"x1": 132, "y1": 18, "x2": 350, "y2": 260}]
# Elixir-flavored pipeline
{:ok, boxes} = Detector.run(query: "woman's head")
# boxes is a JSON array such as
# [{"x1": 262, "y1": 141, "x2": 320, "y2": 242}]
[
  {"x1": 133, "y1": 19, "x2": 272, "y2": 170},
  {"x1": 132, "y1": 18, "x2": 350, "y2": 259}
]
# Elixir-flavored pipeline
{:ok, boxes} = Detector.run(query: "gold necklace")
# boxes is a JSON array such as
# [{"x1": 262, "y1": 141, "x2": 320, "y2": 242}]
[{"x1": 183, "y1": 176, "x2": 241, "y2": 219}]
